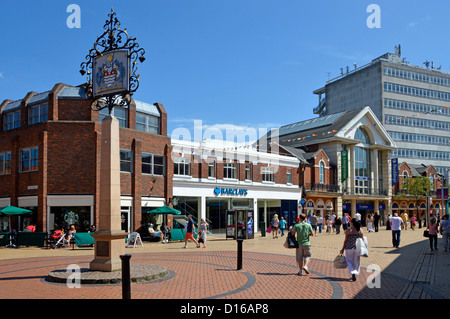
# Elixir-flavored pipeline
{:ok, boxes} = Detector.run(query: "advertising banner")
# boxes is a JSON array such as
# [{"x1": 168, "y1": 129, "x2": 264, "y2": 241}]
[
  {"x1": 341, "y1": 150, "x2": 348, "y2": 182},
  {"x1": 391, "y1": 158, "x2": 399, "y2": 186}
]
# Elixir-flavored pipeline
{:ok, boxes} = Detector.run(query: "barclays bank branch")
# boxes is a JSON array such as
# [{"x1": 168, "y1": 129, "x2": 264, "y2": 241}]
[{"x1": 171, "y1": 139, "x2": 302, "y2": 234}]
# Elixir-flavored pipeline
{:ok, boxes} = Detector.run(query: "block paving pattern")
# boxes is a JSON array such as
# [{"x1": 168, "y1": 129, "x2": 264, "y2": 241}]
[{"x1": 0, "y1": 228, "x2": 449, "y2": 300}]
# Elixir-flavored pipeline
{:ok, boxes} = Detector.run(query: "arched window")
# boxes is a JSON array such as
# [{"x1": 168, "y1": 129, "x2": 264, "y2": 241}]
[
  {"x1": 319, "y1": 161, "x2": 325, "y2": 184},
  {"x1": 355, "y1": 128, "x2": 370, "y2": 144}
]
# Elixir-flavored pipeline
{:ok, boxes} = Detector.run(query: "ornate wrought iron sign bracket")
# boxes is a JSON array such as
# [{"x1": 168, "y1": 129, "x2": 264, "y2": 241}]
[{"x1": 80, "y1": 9, "x2": 146, "y2": 114}]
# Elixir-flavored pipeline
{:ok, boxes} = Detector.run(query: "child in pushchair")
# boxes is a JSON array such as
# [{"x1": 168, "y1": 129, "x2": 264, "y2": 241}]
[{"x1": 49, "y1": 229, "x2": 66, "y2": 249}]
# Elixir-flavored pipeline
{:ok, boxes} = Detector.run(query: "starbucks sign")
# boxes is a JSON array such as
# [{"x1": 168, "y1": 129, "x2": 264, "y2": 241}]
[{"x1": 64, "y1": 210, "x2": 79, "y2": 225}]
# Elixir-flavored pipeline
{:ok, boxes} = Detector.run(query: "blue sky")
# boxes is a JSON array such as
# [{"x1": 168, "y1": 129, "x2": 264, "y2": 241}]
[{"x1": 1, "y1": 0, "x2": 449, "y2": 142}]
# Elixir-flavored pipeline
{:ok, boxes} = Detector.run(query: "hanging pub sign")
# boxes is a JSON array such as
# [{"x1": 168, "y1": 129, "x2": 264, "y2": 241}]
[{"x1": 92, "y1": 50, "x2": 129, "y2": 99}]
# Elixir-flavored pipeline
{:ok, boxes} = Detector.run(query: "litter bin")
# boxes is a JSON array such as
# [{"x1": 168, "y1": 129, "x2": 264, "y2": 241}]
[{"x1": 260, "y1": 221, "x2": 266, "y2": 237}]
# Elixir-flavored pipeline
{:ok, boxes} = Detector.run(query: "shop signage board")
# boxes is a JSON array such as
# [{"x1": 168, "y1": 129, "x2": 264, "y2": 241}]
[
  {"x1": 341, "y1": 150, "x2": 348, "y2": 182},
  {"x1": 214, "y1": 187, "x2": 248, "y2": 196}
]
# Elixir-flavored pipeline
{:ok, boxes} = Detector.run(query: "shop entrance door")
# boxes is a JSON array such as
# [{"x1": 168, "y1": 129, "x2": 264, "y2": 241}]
[
  {"x1": 121, "y1": 207, "x2": 131, "y2": 233},
  {"x1": 206, "y1": 199, "x2": 229, "y2": 234}
]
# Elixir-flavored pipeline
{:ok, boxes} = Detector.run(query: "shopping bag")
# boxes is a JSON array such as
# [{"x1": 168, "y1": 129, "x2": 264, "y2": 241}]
[
  {"x1": 284, "y1": 232, "x2": 299, "y2": 249},
  {"x1": 266, "y1": 226, "x2": 272, "y2": 233},
  {"x1": 334, "y1": 254, "x2": 347, "y2": 269},
  {"x1": 356, "y1": 237, "x2": 369, "y2": 257}
]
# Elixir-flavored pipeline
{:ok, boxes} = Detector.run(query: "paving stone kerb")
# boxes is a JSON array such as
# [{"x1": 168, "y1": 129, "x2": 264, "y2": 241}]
[
  {"x1": 47, "y1": 264, "x2": 168, "y2": 285},
  {"x1": 0, "y1": 228, "x2": 449, "y2": 299}
]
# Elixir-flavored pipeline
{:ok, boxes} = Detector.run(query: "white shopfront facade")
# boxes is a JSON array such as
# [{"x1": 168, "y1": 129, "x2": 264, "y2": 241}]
[{"x1": 172, "y1": 139, "x2": 302, "y2": 234}]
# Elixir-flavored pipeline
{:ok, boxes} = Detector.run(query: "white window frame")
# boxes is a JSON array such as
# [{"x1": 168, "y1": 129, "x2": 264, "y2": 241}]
[
  {"x1": 174, "y1": 157, "x2": 191, "y2": 176},
  {"x1": 20, "y1": 146, "x2": 38, "y2": 173}
]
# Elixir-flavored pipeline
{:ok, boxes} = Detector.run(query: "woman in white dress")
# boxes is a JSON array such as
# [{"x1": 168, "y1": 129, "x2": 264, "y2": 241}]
[
  {"x1": 340, "y1": 218, "x2": 364, "y2": 281},
  {"x1": 367, "y1": 214, "x2": 374, "y2": 233}
]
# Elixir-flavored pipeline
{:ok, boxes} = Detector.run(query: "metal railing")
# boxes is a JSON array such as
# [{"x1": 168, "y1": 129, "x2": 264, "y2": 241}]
[
  {"x1": 305, "y1": 183, "x2": 341, "y2": 193},
  {"x1": 343, "y1": 186, "x2": 388, "y2": 196}
]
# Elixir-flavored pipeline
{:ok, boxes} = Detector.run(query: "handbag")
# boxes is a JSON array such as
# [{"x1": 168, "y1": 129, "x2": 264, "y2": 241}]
[
  {"x1": 334, "y1": 254, "x2": 347, "y2": 269},
  {"x1": 423, "y1": 230, "x2": 429, "y2": 238},
  {"x1": 284, "y1": 232, "x2": 299, "y2": 249},
  {"x1": 266, "y1": 226, "x2": 272, "y2": 233}
]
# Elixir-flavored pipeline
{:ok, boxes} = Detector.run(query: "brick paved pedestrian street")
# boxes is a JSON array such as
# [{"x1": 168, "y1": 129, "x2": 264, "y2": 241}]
[{"x1": 0, "y1": 227, "x2": 449, "y2": 303}]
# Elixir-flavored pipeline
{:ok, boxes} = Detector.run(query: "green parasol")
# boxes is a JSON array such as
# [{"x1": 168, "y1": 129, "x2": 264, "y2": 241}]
[{"x1": 147, "y1": 205, "x2": 181, "y2": 215}]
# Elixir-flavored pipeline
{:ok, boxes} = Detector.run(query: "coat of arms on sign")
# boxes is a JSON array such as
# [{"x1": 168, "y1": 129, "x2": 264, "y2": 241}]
[{"x1": 92, "y1": 50, "x2": 129, "y2": 97}]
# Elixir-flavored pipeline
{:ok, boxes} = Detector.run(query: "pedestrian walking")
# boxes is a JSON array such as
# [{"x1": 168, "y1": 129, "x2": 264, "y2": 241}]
[
  {"x1": 317, "y1": 215, "x2": 323, "y2": 234},
  {"x1": 340, "y1": 218, "x2": 364, "y2": 281},
  {"x1": 439, "y1": 214, "x2": 450, "y2": 252},
  {"x1": 373, "y1": 212, "x2": 380, "y2": 232},
  {"x1": 331, "y1": 212, "x2": 336, "y2": 233},
  {"x1": 183, "y1": 215, "x2": 200, "y2": 248},
  {"x1": 279, "y1": 216, "x2": 287, "y2": 237},
  {"x1": 198, "y1": 218, "x2": 209, "y2": 248},
  {"x1": 401, "y1": 211, "x2": 409, "y2": 230},
  {"x1": 326, "y1": 218, "x2": 332, "y2": 234},
  {"x1": 334, "y1": 216, "x2": 342, "y2": 234},
  {"x1": 427, "y1": 216, "x2": 438, "y2": 251},
  {"x1": 310, "y1": 213, "x2": 318, "y2": 236},
  {"x1": 390, "y1": 213, "x2": 403, "y2": 248},
  {"x1": 271, "y1": 214, "x2": 280, "y2": 239},
  {"x1": 386, "y1": 214, "x2": 391, "y2": 230},
  {"x1": 410, "y1": 215, "x2": 416, "y2": 231},
  {"x1": 342, "y1": 213, "x2": 349, "y2": 231},
  {"x1": 367, "y1": 214, "x2": 374, "y2": 233},
  {"x1": 290, "y1": 213, "x2": 313, "y2": 276}
]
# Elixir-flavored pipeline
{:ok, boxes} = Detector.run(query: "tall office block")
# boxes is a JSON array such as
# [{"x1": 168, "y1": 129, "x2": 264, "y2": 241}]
[{"x1": 314, "y1": 46, "x2": 450, "y2": 178}]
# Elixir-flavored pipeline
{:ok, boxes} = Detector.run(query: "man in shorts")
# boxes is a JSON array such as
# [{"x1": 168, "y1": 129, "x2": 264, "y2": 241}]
[
  {"x1": 291, "y1": 213, "x2": 314, "y2": 276},
  {"x1": 183, "y1": 214, "x2": 200, "y2": 248}
]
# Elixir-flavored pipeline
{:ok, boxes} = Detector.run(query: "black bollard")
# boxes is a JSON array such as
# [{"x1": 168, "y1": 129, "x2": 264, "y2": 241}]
[
  {"x1": 120, "y1": 254, "x2": 132, "y2": 299},
  {"x1": 237, "y1": 239, "x2": 243, "y2": 270}
]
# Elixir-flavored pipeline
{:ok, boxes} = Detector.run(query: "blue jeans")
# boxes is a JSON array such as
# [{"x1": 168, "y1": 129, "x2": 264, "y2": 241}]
[{"x1": 392, "y1": 230, "x2": 401, "y2": 247}]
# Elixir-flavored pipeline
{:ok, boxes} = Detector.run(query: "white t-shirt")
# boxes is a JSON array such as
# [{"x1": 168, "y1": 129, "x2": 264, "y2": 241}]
[
  {"x1": 390, "y1": 216, "x2": 403, "y2": 231},
  {"x1": 355, "y1": 213, "x2": 361, "y2": 221}
]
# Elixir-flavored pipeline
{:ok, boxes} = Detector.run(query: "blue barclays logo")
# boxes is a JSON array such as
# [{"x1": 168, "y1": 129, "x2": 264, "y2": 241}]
[{"x1": 214, "y1": 187, "x2": 248, "y2": 197}]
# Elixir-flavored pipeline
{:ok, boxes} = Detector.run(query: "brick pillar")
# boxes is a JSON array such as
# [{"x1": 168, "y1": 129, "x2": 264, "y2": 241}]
[
  {"x1": 132, "y1": 138, "x2": 142, "y2": 231},
  {"x1": 38, "y1": 131, "x2": 48, "y2": 232}
]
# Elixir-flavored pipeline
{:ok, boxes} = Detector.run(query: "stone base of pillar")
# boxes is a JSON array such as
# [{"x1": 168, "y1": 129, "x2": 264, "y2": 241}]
[{"x1": 90, "y1": 230, "x2": 127, "y2": 272}]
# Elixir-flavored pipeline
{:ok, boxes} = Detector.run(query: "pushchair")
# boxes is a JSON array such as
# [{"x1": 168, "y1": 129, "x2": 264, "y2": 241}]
[{"x1": 49, "y1": 230, "x2": 66, "y2": 249}]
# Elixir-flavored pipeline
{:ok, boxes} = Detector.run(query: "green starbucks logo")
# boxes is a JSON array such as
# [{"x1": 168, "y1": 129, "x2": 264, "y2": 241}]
[{"x1": 64, "y1": 211, "x2": 79, "y2": 225}]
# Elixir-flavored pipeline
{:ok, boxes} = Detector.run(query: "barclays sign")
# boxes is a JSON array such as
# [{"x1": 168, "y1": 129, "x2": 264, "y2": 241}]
[{"x1": 214, "y1": 187, "x2": 248, "y2": 197}]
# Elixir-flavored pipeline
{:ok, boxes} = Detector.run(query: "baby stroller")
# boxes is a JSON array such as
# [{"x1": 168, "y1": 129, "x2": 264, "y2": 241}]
[{"x1": 49, "y1": 230, "x2": 66, "y2": 249}]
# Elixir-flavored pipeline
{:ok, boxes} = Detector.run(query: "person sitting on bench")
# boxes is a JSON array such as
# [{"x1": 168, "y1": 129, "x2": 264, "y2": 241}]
[{"x1": 148, "y1": 224, "x2": 162, "y2": 241}]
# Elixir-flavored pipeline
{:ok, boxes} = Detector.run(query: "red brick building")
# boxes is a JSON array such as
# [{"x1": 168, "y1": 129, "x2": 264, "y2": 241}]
[
  {"x1": 0, "y1": 83, "x2": 172, "y2": 233},
  {"x1": 392, "y1": 162, "x2": 443, "y2": 223}
]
